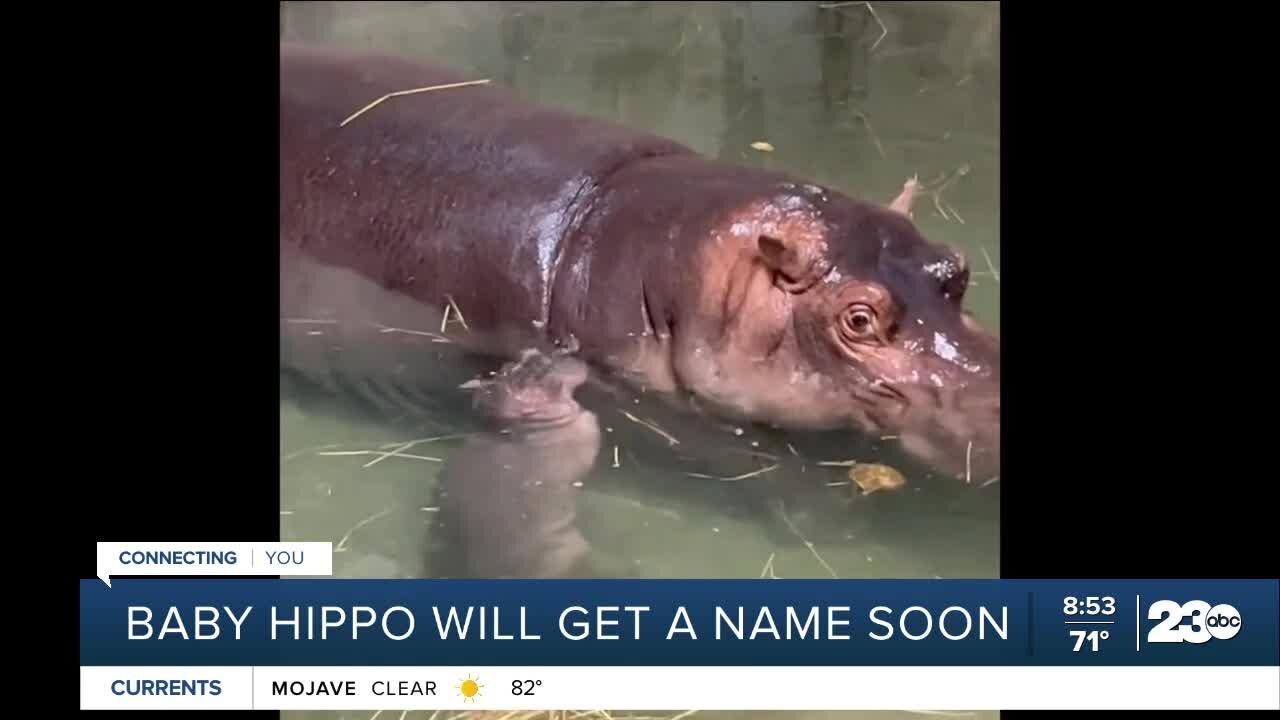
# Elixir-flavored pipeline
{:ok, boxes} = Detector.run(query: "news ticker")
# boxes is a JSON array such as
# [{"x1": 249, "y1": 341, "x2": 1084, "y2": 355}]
[{"x1": 80, "y1": 559, "x2": 1279, "y2": 711}]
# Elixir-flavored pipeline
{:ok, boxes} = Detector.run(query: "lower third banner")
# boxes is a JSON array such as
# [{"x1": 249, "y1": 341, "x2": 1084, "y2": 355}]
[{"x1": 79, "y1": 578, "x2": 1280, "y2": 710}]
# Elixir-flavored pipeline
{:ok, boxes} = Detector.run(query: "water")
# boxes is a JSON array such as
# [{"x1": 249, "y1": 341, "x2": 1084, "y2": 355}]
[{"x1": 280, "y1": 2, "x2": 999, "y2": 718}]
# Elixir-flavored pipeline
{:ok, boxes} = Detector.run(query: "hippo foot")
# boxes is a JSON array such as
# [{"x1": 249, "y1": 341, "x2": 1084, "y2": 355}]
[{"x1": 563, "y1": 549, "x2": 645, "y2": 579}]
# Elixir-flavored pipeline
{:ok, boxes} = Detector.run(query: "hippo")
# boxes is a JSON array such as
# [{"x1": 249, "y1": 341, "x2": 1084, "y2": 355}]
[
  {"x1": 279, "y1": 42, "x2": 1000, "y2": 518},
  {"x1": 428, "y1": 349, "x2": 606, "y2": 579}
]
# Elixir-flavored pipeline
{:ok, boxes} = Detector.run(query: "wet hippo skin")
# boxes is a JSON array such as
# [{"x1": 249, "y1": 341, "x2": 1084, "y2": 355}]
[{"x1": 280, "y1": 43, "x2": 1001, "y2": 564}]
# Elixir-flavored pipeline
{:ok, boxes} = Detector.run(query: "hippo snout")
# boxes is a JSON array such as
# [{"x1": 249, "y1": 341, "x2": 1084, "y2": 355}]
[{"x1": 896, "y1": 383, "x2": 1000, "y2": 482}]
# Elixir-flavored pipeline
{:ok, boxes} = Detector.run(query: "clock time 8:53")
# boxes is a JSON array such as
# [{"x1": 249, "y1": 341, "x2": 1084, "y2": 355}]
[{"x1": 1064, "y1": 596, "x2": 1116, "y2": 615}]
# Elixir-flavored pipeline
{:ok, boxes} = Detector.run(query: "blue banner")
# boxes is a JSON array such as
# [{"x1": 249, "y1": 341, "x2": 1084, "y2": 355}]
[{"x1": 80, "y1": 579, "x2": 1278, "y2": 667}]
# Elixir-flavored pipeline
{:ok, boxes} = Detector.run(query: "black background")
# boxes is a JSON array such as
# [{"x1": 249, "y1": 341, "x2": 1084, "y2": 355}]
[{"x1": 61, "y1": 3, "x2": 1274, "y2": 718}]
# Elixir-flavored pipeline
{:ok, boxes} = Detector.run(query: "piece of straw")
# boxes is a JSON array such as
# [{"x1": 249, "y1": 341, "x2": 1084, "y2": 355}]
[{"x1": 341, "y1": 80, "x2": 492, "y2": 127}]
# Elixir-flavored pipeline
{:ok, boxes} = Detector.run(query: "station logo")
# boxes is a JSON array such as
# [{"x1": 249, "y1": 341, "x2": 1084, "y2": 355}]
[{"x1": 1147, "y1": 601, "x2": 1242, "y2": 644}]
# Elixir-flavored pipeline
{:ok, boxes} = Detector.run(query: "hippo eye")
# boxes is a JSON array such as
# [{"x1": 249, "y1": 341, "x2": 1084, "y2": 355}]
[{"x1": 841, "y1": 304, "x2": 880, "y2": 343}]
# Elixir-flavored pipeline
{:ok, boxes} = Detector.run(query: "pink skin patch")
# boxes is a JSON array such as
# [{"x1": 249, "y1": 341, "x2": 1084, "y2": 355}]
[{"x1": 888, "y1": 176, "x2": 920, "y2": 217}]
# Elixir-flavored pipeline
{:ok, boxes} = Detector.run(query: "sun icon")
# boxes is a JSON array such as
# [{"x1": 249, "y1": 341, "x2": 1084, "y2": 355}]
[{"x1": 455, "y1": 673, "x2": 484, "y2": 703}]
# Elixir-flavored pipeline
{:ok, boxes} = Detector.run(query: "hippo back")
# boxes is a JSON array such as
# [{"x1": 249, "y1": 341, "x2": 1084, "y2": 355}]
[{"x1": 279, "y1": 42, "x2": 696, "y2": 343}]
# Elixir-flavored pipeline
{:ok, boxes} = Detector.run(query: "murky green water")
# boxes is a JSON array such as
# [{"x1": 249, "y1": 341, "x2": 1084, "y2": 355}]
[{"x1": 280, "y1": 2, "x2": 999, "y2": 718}]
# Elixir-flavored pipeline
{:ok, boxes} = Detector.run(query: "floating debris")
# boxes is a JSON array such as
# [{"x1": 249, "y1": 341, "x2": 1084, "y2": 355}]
[
  {"x1": 819, "y1": 2, "x2": 889, "y2": 52},
  {"x1": 759, "y1": 552, "x2": 779, "y2": 579},
  {"x1": 334, "y1": 508, "x2": 395, "y2": 552},
  {"x1": 749, "y1": 141, "x2": 775, "y2": 152},
  {"x1": 684, "y1": 463, "x2": 779, "y2": 482},
  {"x1": 849, "y1": 463, "x2": 908, "y2": 495},
  {"x1": 775, "y1": 498, "x2": 839, "y2": 578},
  {"x1": 316, "y1": 449, "x2": 443, "y2": 463},
  {"x1": 980, "y1": 244, "x2": 1000, "y2": 283},
  {"x1": 619, "y1": 409, "x2": 680, "y2": 446}
]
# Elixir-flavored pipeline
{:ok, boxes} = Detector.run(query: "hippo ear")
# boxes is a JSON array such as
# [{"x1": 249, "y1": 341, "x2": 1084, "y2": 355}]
[
  {"x1": 758, "y1": 233, "x2": 823, "y2": 292},
  {"x1": 887, "y1": 176, "x2": 920, "y2": 218}
]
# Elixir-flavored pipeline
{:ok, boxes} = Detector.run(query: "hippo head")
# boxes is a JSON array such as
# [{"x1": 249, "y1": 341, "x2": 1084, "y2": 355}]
[
  {"x1": 461, "y1": 349, "x2": 590, "y2": 431},
  {"x1": 674, "y1": 179, "x2": 1000, "y2": 481}
]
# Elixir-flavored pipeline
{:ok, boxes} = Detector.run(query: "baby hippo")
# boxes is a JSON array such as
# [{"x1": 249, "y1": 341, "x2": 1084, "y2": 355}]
[{"x1": 430, "y1": 348, "x2": 603, "y2": 578}]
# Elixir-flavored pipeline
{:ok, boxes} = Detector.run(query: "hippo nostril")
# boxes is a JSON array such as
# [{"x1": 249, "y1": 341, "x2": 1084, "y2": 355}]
[{"x1": 942, "y1": 265, "x2": 970, "y2": 303}]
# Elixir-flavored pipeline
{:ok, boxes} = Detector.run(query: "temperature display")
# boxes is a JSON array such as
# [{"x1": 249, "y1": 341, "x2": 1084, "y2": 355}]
[
  {"x1": 1071, "y1": 629, "x2": 1110, "y2": 652},
  {"x1": 512, "y1": 679, "x2": 543, "y2": 696}
]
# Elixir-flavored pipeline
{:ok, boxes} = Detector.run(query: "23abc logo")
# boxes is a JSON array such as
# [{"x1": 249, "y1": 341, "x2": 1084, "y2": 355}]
[{"x1": 1147, "y1": 600, "x2": 1242, "y2": 644}]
